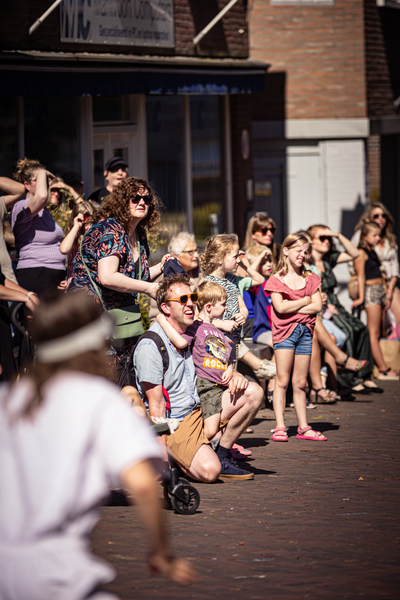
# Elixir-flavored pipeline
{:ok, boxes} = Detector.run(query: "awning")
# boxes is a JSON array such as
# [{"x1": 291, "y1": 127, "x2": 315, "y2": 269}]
[{"x1": 0, "y1": 51, "x2": 268, "y2": 96}]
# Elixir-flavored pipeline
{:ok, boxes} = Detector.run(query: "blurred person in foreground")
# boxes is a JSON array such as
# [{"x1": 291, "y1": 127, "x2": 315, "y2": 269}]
[{"x1": 0, "y1": 293, "x2": 194, "y2": 600}]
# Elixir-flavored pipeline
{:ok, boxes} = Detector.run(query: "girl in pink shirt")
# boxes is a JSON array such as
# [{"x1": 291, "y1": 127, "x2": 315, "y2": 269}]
[{"x1": 265, "y1": 233, "x2": 326, "y2": 442}]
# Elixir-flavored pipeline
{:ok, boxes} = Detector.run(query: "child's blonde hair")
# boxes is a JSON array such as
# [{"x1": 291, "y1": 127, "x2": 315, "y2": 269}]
[
  {"x1": 274, "y1": 233, "x2": 311, "y2": 278},
  {"x1": 64, "y1": 201, "x2": 96, "y2": 235},
  {"x1": 246, "y1": 245, "x2": 272, "y2": 264},
  {"x1": 199, "y1": 233, "x2": 239, "y2": 276},
  {"x1": 196, "y1": 280, "x2": 227, "y2": 312},
  {"x1": 359, "y1": 221, "x2": 380, "y2": 250}
]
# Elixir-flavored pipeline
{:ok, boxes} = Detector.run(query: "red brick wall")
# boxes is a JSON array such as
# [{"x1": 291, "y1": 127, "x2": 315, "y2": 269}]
[
  {"x1": 364, "y1": 0, "x2": 398, "y2": 117},
  {"x1": 367, "y1": 135, "x2": 381, "y2": 200},
  {"x1": 248, "y1": 0, "x2": 367, "y2": 120},
  {"x1": 0, "y1": 0, "x2": 248, "y2": 58}
]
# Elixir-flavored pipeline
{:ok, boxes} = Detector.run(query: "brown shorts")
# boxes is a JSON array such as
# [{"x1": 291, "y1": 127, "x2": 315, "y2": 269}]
[{"x1": 166, "y1": 408, "x2": 211, "y2": 471}]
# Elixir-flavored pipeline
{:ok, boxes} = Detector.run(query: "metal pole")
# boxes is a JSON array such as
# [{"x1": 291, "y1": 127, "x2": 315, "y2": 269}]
[
  {"x1": 29, "y1": 0, "x2": 64, "y2": 36},
  {"x1": 193, "y1": 0, "x2": 240, "y2": 46}
]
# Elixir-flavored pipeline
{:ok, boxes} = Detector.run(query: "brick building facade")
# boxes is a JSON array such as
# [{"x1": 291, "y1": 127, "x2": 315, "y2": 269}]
[{"x1": 246, "y1": 0, "x2": 400, "y2": 250}]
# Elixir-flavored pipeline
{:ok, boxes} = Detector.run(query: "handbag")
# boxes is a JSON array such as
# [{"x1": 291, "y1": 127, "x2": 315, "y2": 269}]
[
  {"x1": 79, "y1": 236, "x2": 144, "y2": 341},
  {"x1": 348, "y1": 275, "x2": 359, "y2": 301}
]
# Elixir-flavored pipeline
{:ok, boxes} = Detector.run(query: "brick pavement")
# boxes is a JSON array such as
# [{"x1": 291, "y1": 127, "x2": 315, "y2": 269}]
[{"x1": 91, "y1": 381, "x2": 400, "y2": 599}]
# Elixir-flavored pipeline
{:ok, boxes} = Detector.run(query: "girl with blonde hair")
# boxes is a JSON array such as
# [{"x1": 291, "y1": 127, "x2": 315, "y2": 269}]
[
  {"x1": 352, "y1": 221, "x2": 398, "y2": 380},
  {"x1": 265, "y1": 233, "x2": 325, "y2": 442}
]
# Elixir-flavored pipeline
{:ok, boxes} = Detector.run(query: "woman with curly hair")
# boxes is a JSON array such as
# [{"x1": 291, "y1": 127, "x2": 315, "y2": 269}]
[
  {"x1": 351, "y1": 202, "x2": 400, "y2": 326},
  {"x1": 70, "y1": 177, "x2": 169, "y2": 381},
  {"x1": 242, "y1": 212, "x2": 281, "y2": 269},
  {"x1": 12, "y1": 158, "x2": 66, "y2": 296}
]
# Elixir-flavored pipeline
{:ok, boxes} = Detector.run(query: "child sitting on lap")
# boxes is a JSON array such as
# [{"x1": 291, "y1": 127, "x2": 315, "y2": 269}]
[{"x1": 158, "y1": 281, "x2": 237, "y2": 440}]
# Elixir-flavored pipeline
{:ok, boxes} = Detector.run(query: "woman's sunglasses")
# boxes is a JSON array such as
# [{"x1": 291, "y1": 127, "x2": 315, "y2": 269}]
[
  {"x1": 131, "y1": 194, "x2": 152, "y2": 205},
  {"x1": 371, "y1": 213, "x2": 386, "y2": 221},
  {"x1": 165, "y1": 293, "x2": 199, "y2": 305},
  {"x1": 83, "y1": 214, "x2": 91, "y2": 222},
  {"x1": 257, "y1": 227, "x2": 276, "y2": 235},
  {"x1": 319, "y1": 235, "x2": 332, "y2": 242}
]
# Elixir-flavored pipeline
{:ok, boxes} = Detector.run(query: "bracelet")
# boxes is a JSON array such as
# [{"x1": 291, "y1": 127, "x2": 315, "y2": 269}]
[
  {"x1": 388, "y1": 285, "x2": 394, "y2": 290},
  {"x1": 26, "y1": 291, "x2": 36, "y2": 300}
]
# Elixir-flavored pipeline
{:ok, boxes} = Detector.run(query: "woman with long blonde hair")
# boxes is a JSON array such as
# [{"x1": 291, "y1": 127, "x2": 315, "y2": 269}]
[
  {"x1": 243, "y1": 212, "x2": 281, "y2": 268},
  {"x1": 352, "y1": 202, "x2": 400, "y2": 326}
]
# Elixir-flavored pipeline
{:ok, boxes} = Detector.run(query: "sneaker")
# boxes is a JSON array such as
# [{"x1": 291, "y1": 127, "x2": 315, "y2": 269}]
[
  {"x1": 254, "y1": 359, "x2": 276, "y2": 380},
  {"x1": 219, "y1": 456, "x2": 254, "y2": 480}
]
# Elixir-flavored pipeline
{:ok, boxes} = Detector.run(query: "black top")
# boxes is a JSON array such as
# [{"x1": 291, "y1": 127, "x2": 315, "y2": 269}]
[
  {"x1": 364, "y1": 248, "x2": 382, "y2": 280},
  {"x1": 88, "y1": 187, "x2": 111, "y2": 207}
]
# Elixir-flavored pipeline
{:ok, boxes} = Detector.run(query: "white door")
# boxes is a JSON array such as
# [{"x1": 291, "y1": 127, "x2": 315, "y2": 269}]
[{"x1": 93, "y1": 128, "x2": 138, "y2": 190}]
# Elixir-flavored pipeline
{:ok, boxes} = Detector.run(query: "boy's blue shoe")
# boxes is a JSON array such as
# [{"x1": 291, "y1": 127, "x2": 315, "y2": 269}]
[{"x1": 219, "y1": 456, "x2": 254, "y2": 480}]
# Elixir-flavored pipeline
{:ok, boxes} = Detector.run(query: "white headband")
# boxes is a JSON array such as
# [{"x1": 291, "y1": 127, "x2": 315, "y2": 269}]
[{"x1": 35, "y1": 314, "x2": 114, "y2": 363}]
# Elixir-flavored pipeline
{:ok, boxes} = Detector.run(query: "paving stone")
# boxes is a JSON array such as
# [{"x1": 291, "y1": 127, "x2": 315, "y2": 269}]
[{"x1": 91, "y1": 381, "x2": 400, "y2": 599}]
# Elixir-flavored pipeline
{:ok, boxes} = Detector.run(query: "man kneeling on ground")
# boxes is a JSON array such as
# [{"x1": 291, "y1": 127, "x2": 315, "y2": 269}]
[{"x1": 133, "y1": 273, "x2": 263, "y2": 482}]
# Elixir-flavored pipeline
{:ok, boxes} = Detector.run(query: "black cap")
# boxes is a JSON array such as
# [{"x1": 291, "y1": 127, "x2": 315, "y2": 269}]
[
  {"x1": 105, "y1": 157, "x2": 129, "y2": 172},
  {"x1": 61, "y1": 171, "x2": 83, "y2": 185}
]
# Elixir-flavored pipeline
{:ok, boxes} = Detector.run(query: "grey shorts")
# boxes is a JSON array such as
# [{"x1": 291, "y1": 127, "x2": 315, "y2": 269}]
[
  {"x1": 256, "y1": 330, "x2": 273, "y2": 345},
  {"x1": 197, "y1": 377, "x2": 228, "y2": 420},
  {"x1": 364, "y1": 284, "x2": 386, "y2": 308}
]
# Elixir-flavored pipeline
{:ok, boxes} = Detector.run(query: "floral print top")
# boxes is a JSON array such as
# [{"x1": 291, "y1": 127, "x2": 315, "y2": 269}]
[{"x1": 69, "y1": 217, "x2": 150, "y2": 310}]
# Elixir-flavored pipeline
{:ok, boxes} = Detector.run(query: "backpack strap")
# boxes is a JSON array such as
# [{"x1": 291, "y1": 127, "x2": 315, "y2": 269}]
[{"x1": 134, "y1": 331, "x2": 170, "y2": 417}]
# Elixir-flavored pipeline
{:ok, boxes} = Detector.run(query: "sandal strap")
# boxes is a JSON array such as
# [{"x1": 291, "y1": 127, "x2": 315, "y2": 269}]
[
  {"x1": 338, "y1": 355, "x2": 349, "y2": 368},
  {"x1": 272, "y1": 427, "x2": 288, "y2": 433},
  {"x1": 297, "y1": 426, "x2": 312, "y2": 434},
  {"x1": 379, "y1": 368, "x2": 390, "y2": 376}
]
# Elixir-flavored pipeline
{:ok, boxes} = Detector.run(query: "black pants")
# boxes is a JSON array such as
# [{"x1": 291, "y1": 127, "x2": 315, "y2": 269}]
[{"x1": 16, "y1": 267, "x2": 67, "y2": 298}]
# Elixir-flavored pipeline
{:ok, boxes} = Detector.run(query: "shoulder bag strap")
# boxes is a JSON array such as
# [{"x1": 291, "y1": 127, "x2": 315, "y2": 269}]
[{"x1": 79, "y1": 234, "x2": 107, "y2": 311}]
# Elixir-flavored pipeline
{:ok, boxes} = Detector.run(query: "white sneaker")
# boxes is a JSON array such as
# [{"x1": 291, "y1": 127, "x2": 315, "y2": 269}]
[{"x1": 254, "y1": 359, "x2": 276, "y2": 380}]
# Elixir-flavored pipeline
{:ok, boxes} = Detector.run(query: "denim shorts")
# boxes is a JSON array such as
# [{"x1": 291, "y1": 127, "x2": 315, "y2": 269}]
[{"x1": 273, "y1": 324, "x2": 313, "y2": 355}]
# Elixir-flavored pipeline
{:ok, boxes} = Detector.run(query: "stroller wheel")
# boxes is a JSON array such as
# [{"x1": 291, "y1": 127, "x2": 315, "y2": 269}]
[{"x1": 170, "y1": 480, "x2": 200, "y2": 515}]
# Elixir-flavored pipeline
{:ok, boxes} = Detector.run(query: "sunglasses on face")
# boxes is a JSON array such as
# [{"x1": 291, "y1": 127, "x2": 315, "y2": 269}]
[
  {"x1": 257, "y1": 227, "x2": 276, "y2": 235},
  {"x1": 165, "y1": 293, "x2": 199, "y2": 305},
  {"x1": 83, "y1": 214, "x2": 91, "y2": 222},
  {"x1": 371, "y1": 213, "x2": 386, "y2": 221},
  {"x1": 131, "y1": 194, "x2": 152, "y2": 205},
  {"x1": 319, "y1": 235, "x2": 332, "y2": 243},
  {"x1": 181, "y1": 248, "x2": 198, "y2": 256}
]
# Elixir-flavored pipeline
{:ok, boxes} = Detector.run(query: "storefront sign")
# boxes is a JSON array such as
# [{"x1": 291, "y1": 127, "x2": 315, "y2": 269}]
[
  {"x1": 60, "y1": 0, "x2": 174, "y2": 48},
  {"x1": 271, "y1": 1, "x2": 333, "y2": 5}
]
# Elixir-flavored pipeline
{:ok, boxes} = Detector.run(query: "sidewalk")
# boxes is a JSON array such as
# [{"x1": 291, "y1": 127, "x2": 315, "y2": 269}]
[{"x1": 91, "y1": 381, "x2": 400, "y2": 599}]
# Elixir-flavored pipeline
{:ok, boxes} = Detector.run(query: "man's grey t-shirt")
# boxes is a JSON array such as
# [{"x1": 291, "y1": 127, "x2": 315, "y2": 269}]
[{"x1": 134, "y1": 322, "x2": 200, "y2": 421}]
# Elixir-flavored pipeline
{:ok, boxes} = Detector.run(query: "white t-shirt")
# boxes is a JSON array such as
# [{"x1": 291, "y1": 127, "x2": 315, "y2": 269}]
[{"x1": 0, "y1": 372, "x2": 162, "y2": 600}]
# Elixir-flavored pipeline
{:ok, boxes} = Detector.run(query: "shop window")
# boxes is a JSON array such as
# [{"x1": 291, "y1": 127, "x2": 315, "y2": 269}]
[
  {"x1": 190, "y1": 96, "x2": 223, "y2": 240},
  {"x1": 0, "y1": 98, "x2": 18, "y2": 178},
  {"x1": 24, "y1": 97, "x2": 80, "y2": 176},
  {"x1": 92, "y1": 96, "x2": 131, "y2": 123},
  {"x1": 146, "y1": 97, "x2": 186, "y2": 236}
]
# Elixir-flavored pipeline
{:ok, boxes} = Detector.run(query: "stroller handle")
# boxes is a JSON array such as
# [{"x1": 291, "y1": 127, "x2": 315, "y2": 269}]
[{"x1": 10, "y1": 301, "x2": 28, "y2": 336}]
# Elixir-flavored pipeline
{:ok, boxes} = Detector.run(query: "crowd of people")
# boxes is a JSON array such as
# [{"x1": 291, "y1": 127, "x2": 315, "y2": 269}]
[{"x1": 0, "y1": 157, "x2": 399, "y2": 598}]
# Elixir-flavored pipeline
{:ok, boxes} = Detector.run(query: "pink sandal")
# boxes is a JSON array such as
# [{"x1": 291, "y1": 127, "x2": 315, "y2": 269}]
[
  {"x1": 296, "y1": 426, "x2": 327, "y2": 441},
  {"x1": 271, "y1": 427, "x2": 288, "y2": 442},
  {"x1": 232, "y1": 442, "x2": 252, "y2": 456}
]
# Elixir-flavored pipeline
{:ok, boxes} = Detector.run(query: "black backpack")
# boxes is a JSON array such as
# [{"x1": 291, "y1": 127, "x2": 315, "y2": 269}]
[{"x1": 117, "y1": 331, "x2": 169, "y2": 390}]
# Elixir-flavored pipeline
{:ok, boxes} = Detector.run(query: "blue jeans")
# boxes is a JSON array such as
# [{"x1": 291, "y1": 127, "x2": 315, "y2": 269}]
[
  {"x1": 274, "y1": 324, "x2": 313, "y2": 355},
  {"x1": 321, "y1": 318, "x2": 347, "y2": 349}
]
